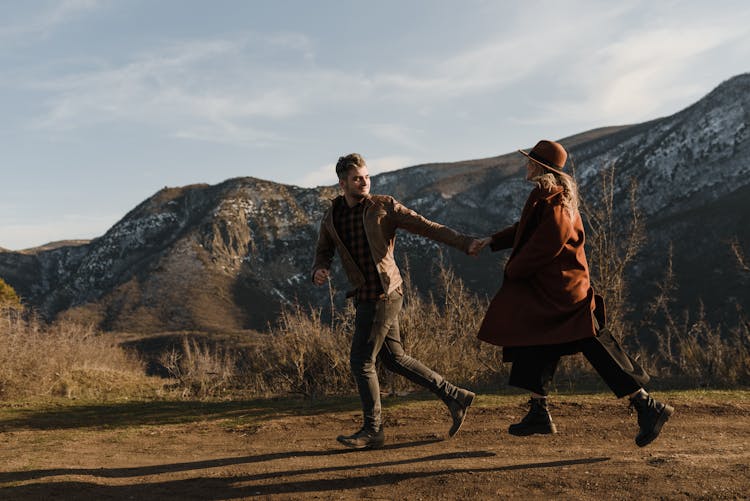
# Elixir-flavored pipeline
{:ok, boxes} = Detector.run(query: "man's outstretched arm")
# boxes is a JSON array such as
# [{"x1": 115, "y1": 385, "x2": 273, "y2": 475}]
[{"x1": 390, "y1": 199, "x2": 476, "y2": 254}]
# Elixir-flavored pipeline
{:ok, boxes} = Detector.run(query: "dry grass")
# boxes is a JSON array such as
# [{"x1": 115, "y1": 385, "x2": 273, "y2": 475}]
[
  {"x1": 243, "y1": 304, "x2": 353, "y2": 399},
  {"x1": 641, "y1": 246, "x2": 750, "y2": 387},
  {"x1": 393, "y1": 263, "x2": 505, "y2": 390},
  {"x1": 0, "y1": 307, "x2": 162, "y2": 401},
  {"x1": 160, "y1": 337, "x2": 238, "y2": 398},
  {"x1": 578, "y1": 162, "x2": 646, "y2": 342}
]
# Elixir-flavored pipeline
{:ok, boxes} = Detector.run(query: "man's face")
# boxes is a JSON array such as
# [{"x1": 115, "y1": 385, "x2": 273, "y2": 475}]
[{"x1": 339, "y1": 165, "x2": 370, "y2": 200}]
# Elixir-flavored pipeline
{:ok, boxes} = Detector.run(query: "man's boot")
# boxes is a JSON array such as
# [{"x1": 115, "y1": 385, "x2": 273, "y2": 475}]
[
  {"x1": 629, "y1": 391, "x2": 674, "y2": 447},
  {"x1": 446, "y1": 388, "x2": 475, "y2": 437},
  {"x1": 508, "y1": 397, "x2": 557, "y2": 436},
  {"x1": 336, "y1": 426, "x2": 385, "y2": 450}
]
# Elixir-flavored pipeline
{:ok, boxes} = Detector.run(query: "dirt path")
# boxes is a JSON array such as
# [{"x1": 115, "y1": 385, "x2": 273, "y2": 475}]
[{"x1": 1, "y1": 392, "x2": 748, "y2": 500}]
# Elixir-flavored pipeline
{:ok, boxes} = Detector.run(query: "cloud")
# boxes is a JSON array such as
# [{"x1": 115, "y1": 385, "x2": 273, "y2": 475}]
[
  {"x1": 364, "y1": 123, "x2": 426, "y2": 151},
  {"x1": 29, "y1": 37, "x2": 310, "y2": 141},
  {"x1": 19, "y1": 34, "x2": 391, "y2": 149},
  {"x1": 0, "y1": 0, "x2": 104, "y2": 43},
  {"x1": 366, "y1": 2, "x2": 633, "y2": 102},
  {"x1": 172, "y1": 123, "x2": 287, "y2": 147},
  {"x1": 523, "y1": 5, "x2": 750, "y2": 126},
  {"x1": 27, "y1": 3, "x2": 619, "y2": 144},
  {"x1": 20, "y1": 1, "x2": 750, "y2": 153},
  {"x1": 25, "y1": 24, "x2": 542, "y2": 149}
]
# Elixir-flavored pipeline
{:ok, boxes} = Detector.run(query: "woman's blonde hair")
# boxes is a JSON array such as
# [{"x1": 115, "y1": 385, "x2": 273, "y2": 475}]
[{"x1": 533, "y1": 171, "x2": 579, "y2": 221}]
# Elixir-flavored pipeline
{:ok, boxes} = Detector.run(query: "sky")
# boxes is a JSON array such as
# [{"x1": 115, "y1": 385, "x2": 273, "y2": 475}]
[{"x1": 1, "y1": 0, "x2": 749, "y2": 250}]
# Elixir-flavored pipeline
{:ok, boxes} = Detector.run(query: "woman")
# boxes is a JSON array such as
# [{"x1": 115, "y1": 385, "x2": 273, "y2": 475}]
[{"x1": 475, "y1": 140, "x2": 673, "y2": 447}]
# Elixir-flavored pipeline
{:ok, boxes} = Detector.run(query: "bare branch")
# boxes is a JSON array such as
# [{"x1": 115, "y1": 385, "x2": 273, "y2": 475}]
[{"x1": 730, "y1": 238, "x2": 750, "y2": 272}]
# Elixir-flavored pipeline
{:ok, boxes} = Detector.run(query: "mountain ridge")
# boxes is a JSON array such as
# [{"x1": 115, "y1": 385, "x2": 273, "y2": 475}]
[{"x1": 1, "y1": 73, "x2": 748, "y2": 333}]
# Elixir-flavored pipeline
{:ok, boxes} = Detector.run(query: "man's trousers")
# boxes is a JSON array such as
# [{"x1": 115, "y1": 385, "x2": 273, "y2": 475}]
[{"x1": 350, "y1": 289, "x2": 462, "y2": 430}]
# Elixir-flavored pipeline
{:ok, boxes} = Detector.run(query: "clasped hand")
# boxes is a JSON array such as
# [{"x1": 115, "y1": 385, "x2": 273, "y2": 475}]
[{"x1": 467, "y1": 237, "x2": 492, "y2": 257}]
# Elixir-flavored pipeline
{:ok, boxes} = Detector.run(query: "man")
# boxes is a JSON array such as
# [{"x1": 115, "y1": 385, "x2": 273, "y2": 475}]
[{"x1": 312, "y1": 153, "x2": 481, "y2": 450}]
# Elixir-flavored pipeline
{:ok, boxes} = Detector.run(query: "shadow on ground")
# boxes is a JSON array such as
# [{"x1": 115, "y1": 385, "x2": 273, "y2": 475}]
[
  {"x1": 1, "y1": 453, "x2": 609, "y2": 499},
  {"x1": 0, "y1": 396, "x2": 365, "y2": 432},
  {"x1": 0, "y1": 390, "x2": 492, "y2": 432},
  {"x1": 0, "y1": 438, "x2": 446, "y2": 483}
]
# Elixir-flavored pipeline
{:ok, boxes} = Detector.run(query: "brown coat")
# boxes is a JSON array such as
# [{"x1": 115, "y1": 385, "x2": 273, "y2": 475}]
[
  {"x1": 312, "y1": 194, "x2": 473, "y2": 297},
  {"x1": 477, "y1": 185, "x2": 596, "y2": 347}
]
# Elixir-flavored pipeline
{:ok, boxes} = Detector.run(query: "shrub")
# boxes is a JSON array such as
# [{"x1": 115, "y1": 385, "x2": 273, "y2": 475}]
[
  {"x1": 246, "y1": 303, "x2": 353, "y2": 399},
  {"x1": 642, "y1": 246, "x2": 750, "y2": 387},
  {"x1": 0, "y1": 278, "x2": 20, "y2": 307},
  {"x1": 393, "y1": 262, "x2": 505, "y2": 391},
  {"x1": 160, "y1": 337, "x2": 237, "y2": 398},
  {"x1": 0, "y1": 309, "x2": 160, "y2": 401},
  {"x1": 578, "y1": 163, "x2": 645, "y2": 342}
]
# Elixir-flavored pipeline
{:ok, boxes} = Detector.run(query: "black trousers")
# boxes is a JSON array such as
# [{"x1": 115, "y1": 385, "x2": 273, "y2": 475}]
[
  {"x1": 507, "y1": 329, "x2": 649, "y2": 398},
  {"x1": 350, "y1": 290, "x2": 461, "y2": 430}
]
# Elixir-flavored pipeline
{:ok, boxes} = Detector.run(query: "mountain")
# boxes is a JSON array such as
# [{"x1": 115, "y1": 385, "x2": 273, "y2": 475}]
[
  {"x1": 1, "y1": 73, "x2": 748, "y2": 332},
  {"x1": 0, "y1": 181, "x2": 340, "y2": 331}
]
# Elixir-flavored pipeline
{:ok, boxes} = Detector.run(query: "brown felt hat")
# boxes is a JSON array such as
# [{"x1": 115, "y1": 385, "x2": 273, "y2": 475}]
[{"x1": 519, "y1": 140, "x2": 568, "y2": 177}]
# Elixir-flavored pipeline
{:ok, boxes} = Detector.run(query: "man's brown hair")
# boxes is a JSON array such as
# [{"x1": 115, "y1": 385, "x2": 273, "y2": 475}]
[{"x1": 335, "y1": 153, "x2": 366, "y2": 180}]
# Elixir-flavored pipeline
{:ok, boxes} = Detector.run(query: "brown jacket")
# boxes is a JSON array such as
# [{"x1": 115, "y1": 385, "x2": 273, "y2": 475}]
[
  {"x1": 477, "y1": 185, "x2": 596, "y2": 346},
  {"x1": 312, "y1": 194, "x2": 473, "y2": 297}
]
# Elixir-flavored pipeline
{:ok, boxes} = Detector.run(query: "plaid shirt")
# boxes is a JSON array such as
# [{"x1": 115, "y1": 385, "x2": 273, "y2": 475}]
[{"x1": 333, "y1": 199, "x2": 384, "y2": 301}]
